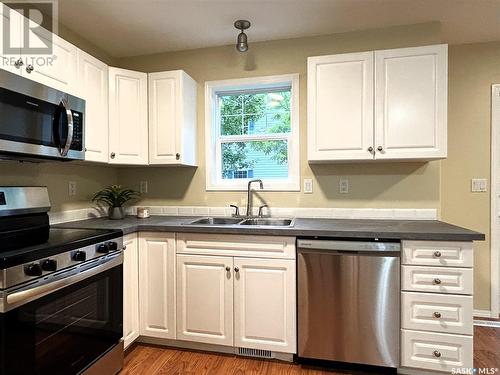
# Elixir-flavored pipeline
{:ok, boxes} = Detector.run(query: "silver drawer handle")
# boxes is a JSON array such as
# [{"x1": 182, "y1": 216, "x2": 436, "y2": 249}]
[
  {"x1": 433, "y1": 278, "x2": 442, "y2": 285},
  {"x1": 433, "y1": 311, "x2": 441, "y2": 318},
  {"x1": 433, "y1": 350, "x2": 441, "y2": 358},
  {"x1": 434, "y1": 251, "x2": 442, "y2": 258}
]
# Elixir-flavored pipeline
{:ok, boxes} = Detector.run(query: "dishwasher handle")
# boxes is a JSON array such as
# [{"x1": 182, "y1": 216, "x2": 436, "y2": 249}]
[{"x1": 297, "y1": 239, "x2": 401, "y2": 253}]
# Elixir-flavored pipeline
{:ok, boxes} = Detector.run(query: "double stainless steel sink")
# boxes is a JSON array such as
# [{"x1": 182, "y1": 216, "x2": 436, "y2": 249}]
[{"x1": 185, "y1": 217, "x2": 294, "y2": 227}]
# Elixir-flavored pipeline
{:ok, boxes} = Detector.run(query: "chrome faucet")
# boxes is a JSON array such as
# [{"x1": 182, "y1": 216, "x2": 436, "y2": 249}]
[{"x1": 246, "y1": 179, "x2": 264, "y2": 217}]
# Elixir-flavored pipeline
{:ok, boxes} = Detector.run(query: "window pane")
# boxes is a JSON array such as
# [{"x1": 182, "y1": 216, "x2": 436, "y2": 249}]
[
  {"x1": 219, "y1": 90, "x2": 291, "y2": 136},
  {"x1": 221, "y1": 140, "x2": 288, "y2": 180}
]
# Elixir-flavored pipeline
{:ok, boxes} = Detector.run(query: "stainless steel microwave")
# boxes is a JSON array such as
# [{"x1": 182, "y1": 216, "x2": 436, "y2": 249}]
[{"x1": 0, "y1": 69, "x2": 85, "y2": 161}]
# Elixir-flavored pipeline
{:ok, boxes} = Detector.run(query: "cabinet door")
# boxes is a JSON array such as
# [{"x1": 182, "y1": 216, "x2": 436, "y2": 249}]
[
  {"x1": 374, "y1": 44, "x2": 447, "y2": 160},
  {"x1": 176, "y1": 254, "x2": 233, "y2": 346},
  {"x1": 108, "y1": 67, "x2": 148, "y2": 165},
  {"x1": 123, "y1": 233, "x2": 139, "y2": 348},
  {"x1": 307, "y1": 52, "x2": 374, "y2": 162},
  {"x1": 234, "y1": 258, "x2": 296, "y2": 353},
  {"x1": 148, "y1": 70, "x2": 197, "y2": 166},
  {"x1": 0, "y1": 4, "x2": 22, "y2": 74},
  {"x1": 77, "y1": 49, "x2": 109, "y2": 163},
  {"x1": 139, "y1": 233, "x2": 176, "y2": 339},
  {"x1": 22, "y1": 31, "x2": 78, "y2": 94},
  {"x1": 148, "y1": 71, "x2": 179, "y2": 164}
]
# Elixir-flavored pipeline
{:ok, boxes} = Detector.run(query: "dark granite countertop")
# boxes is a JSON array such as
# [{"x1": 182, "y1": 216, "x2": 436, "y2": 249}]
[{"x1": 55, "y1": 216, "x2": 485, "y2": 241}]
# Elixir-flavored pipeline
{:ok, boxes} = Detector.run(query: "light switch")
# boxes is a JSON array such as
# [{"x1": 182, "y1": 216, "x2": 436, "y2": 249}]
[
  {"x1": 339, "y1": 178, "x2": 349, "y2": 194},
  {"x1": 140, "y1": 181, "x2": 148, "y2": 194},
  {"x1": 304, "y1": 178, "x2": 313, "y2": 194},
  {"x1": 471, "y1": 178, "x2": 488, "y2": 192}
]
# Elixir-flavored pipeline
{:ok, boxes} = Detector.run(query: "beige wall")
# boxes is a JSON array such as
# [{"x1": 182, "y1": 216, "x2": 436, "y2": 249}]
[
  {"x1": 0, "y1": 160, "x2": 118, "y2": 212},
  {"x1": 441, "y1": 41, "x2": 500, "y2": 311},
  {"x1": 116, "y1": 22, "x2": 442, "y2": 210}
]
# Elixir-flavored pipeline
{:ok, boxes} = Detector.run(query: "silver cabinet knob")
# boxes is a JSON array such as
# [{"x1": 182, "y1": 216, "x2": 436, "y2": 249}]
[
  {"x1": 175, "y1": 153, "x2": 180, "y2": 160},
  {"x1": 225, "y1": 266, "x2": 231, "y2": 272},
  {"x1": 368, "y1": 146, "x2": 374, "y2": 153},
  {"x1": 14, "y1": 58, "x2": 23, "y2": 68},
  {"x1": 26, "y1": 64, "x2": 34, "y2": 73},
  {"x1": 234, "y1": 267, "x2": 240, "y2": 273},
  {"x1": 110, "y1": 152, "x2": 116, "y2": 159},
  {"x1": 433, "y1": 311, "x2": 441, "y2": 318},
  {"x1": 433, "y1": 350, "x2": 441, "y2": 358},
  {"x1": 434, "y1": 251, "x2": 442, "y2": 258},
  {"x1": 122, "y1": 245, "x2": 127, "y2": 250},
  {"x1": 377, "y1": 146, "x2": 383, "y2": 152},
  {"x1": 433, "y1": 278, "x2": 442, "y2": 285}
]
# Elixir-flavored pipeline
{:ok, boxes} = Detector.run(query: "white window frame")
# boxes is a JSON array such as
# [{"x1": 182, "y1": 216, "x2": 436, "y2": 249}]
[{"x1": 205, "y1": 74, "x2": 300, "y2": 191}]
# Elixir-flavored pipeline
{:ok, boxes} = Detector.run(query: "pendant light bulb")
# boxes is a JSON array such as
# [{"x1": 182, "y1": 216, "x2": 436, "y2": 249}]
[{"x1": 234, "y1": 20, "x2": 251, "y2": 53}]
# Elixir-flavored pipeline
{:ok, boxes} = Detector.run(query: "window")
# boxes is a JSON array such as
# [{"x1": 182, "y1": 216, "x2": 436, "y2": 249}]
[{"x1": 205, "y1": 74, "x2": 299, "y2": 191}]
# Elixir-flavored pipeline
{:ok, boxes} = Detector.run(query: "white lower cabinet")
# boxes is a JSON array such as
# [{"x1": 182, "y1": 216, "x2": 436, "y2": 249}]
[
  {"x1": 138, "y1": 232, "x2": 176, "y2": 339},
  {"x1": 400, "y1": 240, "x2": 474, "y2": 374},
  {"x1": 175, "y1": 235, "x2": 297, "y2": 354},
  {"x1": 123, "y1": 233, "x2": 139, "y2": 349},
  {"x1": 233, "y1": 258, "x2": 296, "y2": 353},
  {"x1": 401, "y1": 329, "x2": 473, "y2": 372},
  {"x1": 176, "y1": 254, "x2": 234, "y2": 346}
]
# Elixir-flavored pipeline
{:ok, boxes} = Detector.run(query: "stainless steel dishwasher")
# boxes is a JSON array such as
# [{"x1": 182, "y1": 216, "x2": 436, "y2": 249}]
[{"x1": 297, "y1": 239, "x2": 400, "y2": 368}]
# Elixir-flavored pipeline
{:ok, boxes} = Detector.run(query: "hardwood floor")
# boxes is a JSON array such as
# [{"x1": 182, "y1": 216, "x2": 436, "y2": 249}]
[{"x1": 121, "y1": 325, "x2": 500, "y2": 374}]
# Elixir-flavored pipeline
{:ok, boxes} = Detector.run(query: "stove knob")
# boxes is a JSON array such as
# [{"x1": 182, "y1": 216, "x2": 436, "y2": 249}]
[
  {"x1": 41, "y1": 259, "x2": 57, "y2": 271},
  {"x1": 25, "y1": 263, "x2": 43, "y2": 277},
  {"x1": 73, "y1": 250, "x2": 87, "y2": 262},
  {"x1": 97, "y1": 243, "x2": 110, "y2": 253},
  {"x1": 107, "y1": 241, "x2": 118, "y2": 251}
]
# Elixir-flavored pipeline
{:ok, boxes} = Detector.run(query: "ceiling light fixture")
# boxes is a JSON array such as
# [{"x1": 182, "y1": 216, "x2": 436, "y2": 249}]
[{"x1": 234, "y1": 20, "x2": 251, "y2": 52}]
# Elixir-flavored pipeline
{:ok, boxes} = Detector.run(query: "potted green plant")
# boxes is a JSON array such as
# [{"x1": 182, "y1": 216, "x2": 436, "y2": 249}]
[{"x1": 92, "y1": 185, "x2": 140, "y2": 220}]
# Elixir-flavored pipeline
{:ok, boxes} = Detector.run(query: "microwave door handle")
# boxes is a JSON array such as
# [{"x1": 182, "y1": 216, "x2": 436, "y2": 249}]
[{"x1": 59, "y1": 98, "x2": 73, "y2": 157}]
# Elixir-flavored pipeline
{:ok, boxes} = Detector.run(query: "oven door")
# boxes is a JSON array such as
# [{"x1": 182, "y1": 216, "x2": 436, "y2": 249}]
[
  {"x1": 0, "y1": 263, "x2": 122, "y2": 375},
  {"x1": 0, "y1": 69, "x2": 85, "y2": 160}
]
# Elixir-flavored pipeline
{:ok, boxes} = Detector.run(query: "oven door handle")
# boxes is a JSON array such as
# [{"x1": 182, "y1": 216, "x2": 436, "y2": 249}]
[
  {"x1": 3, "y1": 254, "x2": 122, "y2": 312},
  {"x1": 59, "y1": 98, "x2": 74, "y2": 157}
]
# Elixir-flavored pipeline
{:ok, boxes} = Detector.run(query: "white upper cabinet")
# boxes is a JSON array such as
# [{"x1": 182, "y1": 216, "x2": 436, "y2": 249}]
[
  {"x1": 308, "y1": 52, "x2": 374, "y2": 161},
  {"x1": 0, "y1": 5, "x2": 22, "y2": 74},
  {"x1": 148, "y1": 70, "x2": 197, "y2": 166},
  {"x1": 108, "y1": 67, "x2": 149, "y2": 165},
  {"x1": 22, "y1": 32, "x2": 78, "y2": 94},
  {"x1": 307, "y1": 44, "x2": 447, "y2": 162},
  {"x1": 374, "y1": 44, "x2": 447, "y2": 160},
  {"x1": 77, "y1": 50, "x2": 109, "y2": 163}
]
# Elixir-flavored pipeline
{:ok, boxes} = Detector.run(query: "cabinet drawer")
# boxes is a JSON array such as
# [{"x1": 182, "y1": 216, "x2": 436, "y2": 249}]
[
  {"x1": 176, "y1": 233, "x2": 296, "y2": 259},
  {"x1": 401, "y1": 292, "x2": 473, "y2": 335},
  {"x1": 402, "y1": 266, "x2": 473, "y2": 295},
  {"x1": 402, "y1": 241, "x2": 473, "y2": 267},
  {"x1": 401, "y1": 329, "x2": 472, "y2": 372}
]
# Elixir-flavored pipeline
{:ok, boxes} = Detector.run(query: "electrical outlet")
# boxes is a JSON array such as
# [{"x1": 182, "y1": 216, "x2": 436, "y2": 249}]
[
  {"x1": 68, "y1": 181, "x2": 77, "y2": 196},
  {"x1": 140, "y1": 181, "x2": 148, "y2": 194},
  {"x1": 471, "y1": 178, "x2": 488, "y2": 192},
  {"x1": 304, "y1": 178, "x2": 313, "y2": 194},
  {"x1": 339, "y1": 178, "x2": 349, "y2": 194}
]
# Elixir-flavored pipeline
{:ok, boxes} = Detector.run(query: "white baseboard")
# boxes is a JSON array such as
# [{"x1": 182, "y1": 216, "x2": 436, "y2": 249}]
[{"x1": 474, "y1": 309, "x2": 493, "y2": 318}]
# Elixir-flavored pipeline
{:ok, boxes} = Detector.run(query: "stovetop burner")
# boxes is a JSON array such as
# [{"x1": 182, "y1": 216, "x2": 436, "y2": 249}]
[
  {"x1": 0, "y1": 227, "x2": 122, "y2": 269},
  {"x1": 0, "y1": 186, "x2": 122, "y2": 269}
]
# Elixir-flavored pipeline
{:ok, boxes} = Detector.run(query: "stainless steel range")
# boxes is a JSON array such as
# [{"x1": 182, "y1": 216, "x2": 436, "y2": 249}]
[{"x1": 0, "y1": 187, "x2": 124, "y2": 375}]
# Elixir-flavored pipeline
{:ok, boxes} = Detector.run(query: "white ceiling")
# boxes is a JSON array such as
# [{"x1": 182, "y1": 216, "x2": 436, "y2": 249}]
[{"x1": 57, "y1": 0, "x2": 500, "y2": 58}]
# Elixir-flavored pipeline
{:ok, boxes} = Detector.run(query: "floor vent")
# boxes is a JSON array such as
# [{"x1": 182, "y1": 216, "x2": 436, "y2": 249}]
[{"x1": 237, "y1": 347, "x2": 274, "y2": 359}]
